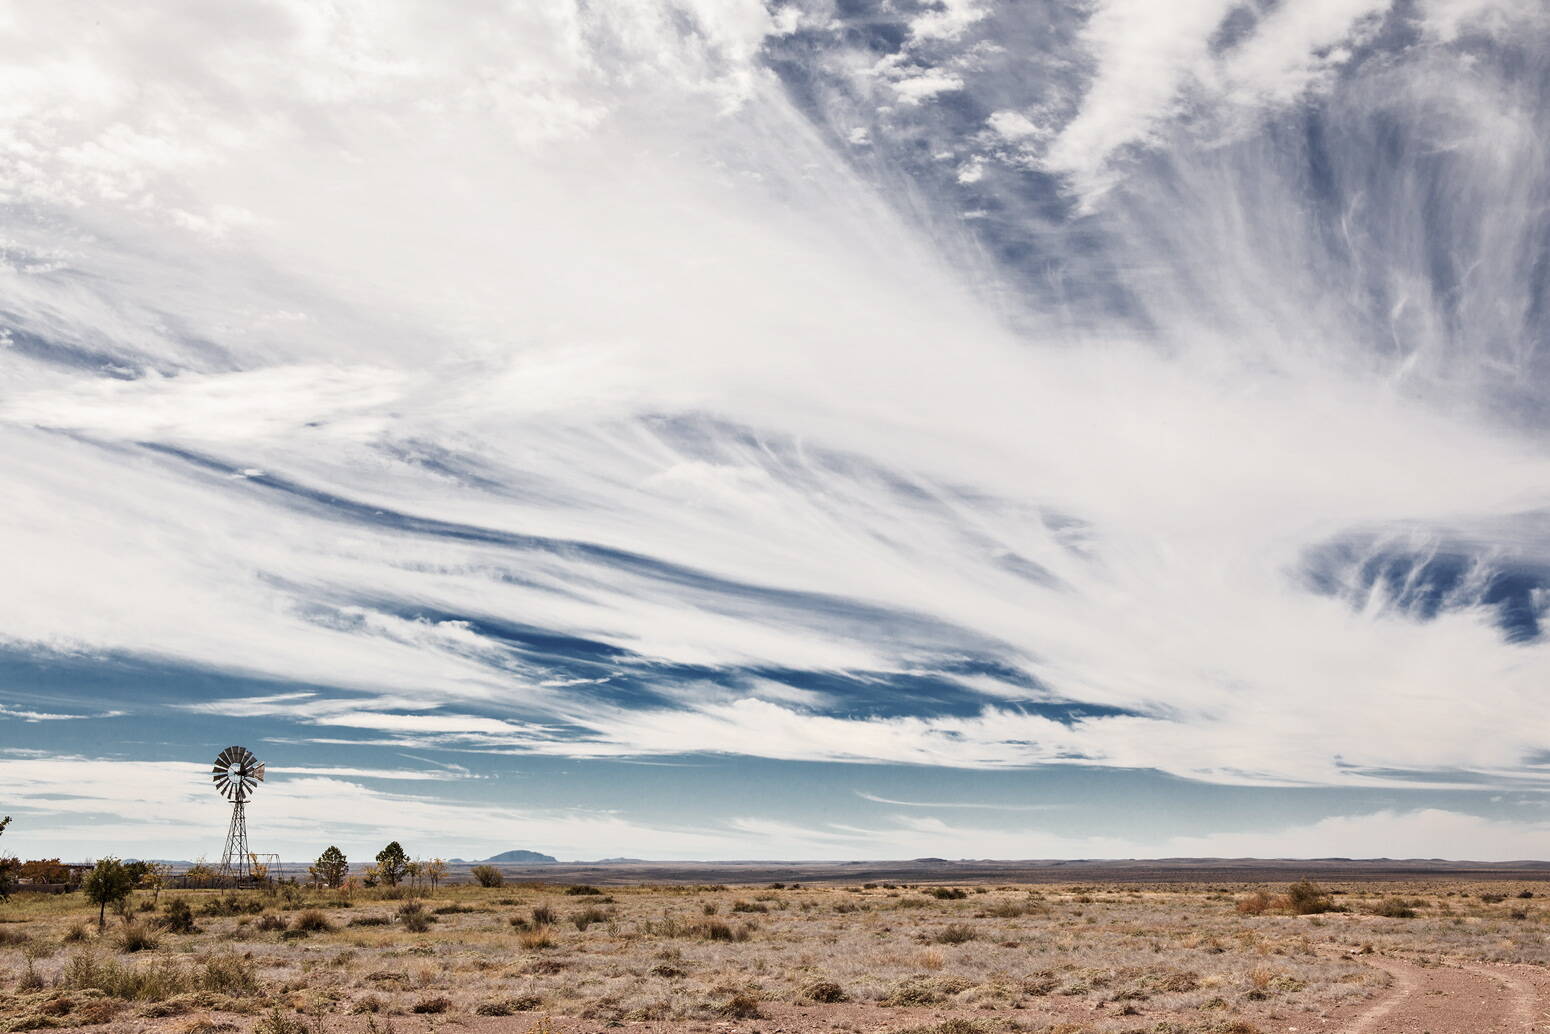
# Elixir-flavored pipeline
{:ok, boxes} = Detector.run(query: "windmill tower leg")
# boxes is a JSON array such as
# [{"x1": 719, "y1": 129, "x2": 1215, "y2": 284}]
[{"x1": 219, "y1": 801, "x2": 250, "y2": 885}]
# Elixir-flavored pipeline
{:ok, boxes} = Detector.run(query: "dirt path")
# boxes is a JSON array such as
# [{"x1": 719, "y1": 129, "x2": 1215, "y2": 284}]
[{"x1": 1344, "y1": 953, "x2": 1546, "y2": 1033}]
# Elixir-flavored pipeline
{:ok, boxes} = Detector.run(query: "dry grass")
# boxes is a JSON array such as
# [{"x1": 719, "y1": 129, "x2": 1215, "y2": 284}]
[{"x1": 4, "y1": 877, "x2": 1543, "y2": 1032}]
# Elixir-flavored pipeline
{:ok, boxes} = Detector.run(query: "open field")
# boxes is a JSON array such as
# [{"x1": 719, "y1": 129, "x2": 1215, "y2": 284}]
[{"x1": 5, "y1": 878, "x2": 1550, "y2": 1034}]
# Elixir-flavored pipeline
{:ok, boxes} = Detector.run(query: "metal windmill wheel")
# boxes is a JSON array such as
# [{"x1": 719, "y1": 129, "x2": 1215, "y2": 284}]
[
  {"x1": 212, "y1": 745, "x2": 265, "y2": 884},
  {"x1": 212, "y1": 745, "x2": 265, "y2": 801}
]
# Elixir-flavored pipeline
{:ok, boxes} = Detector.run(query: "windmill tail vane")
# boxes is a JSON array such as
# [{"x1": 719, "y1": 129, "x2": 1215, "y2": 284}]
[{"x1": 212, "y1": 745, "x2": 265, "y2": 884}]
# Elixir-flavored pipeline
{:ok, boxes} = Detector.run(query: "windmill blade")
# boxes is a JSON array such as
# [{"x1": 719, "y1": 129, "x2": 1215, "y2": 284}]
[{"x1": 251, "y1": 763, "x2": 265, "y2": 782}]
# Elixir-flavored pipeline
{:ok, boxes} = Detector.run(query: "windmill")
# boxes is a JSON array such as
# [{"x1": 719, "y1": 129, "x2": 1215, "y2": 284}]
[{"x1": 211, "y1": 745, "x2": 265, "y2": 884}]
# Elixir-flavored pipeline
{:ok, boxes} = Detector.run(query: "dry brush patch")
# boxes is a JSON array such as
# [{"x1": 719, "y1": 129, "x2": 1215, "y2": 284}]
[{"x1": 2, "y1": 878, "x2": 1527, "y2": 1032}]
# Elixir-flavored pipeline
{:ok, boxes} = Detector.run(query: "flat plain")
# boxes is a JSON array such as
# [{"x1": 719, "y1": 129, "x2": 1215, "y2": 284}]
[{"x1": 4, "y1": 876, "x2": 1550, "y2": 1034}]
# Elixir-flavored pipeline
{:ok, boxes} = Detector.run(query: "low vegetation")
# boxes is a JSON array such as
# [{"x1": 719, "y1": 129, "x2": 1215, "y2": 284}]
[{"x1": 5, "y1": 874, "x2": 1547, "y2": 1032}]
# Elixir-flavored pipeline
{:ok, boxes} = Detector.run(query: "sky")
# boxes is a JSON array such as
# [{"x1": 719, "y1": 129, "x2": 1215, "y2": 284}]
[{"x1": 3, "y1": 0, "x2": 1550, "y2": 863}]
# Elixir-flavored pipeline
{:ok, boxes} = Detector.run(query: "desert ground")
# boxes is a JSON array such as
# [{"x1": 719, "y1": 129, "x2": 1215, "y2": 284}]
[{"x1": 4, "y1": 876, "x2": 1550, "y2": 1034}]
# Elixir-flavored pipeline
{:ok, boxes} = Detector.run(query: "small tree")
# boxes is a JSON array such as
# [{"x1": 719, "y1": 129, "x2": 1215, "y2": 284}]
[
  {"x1": 0, "y1": 816, "x2": 15, "y2": 902},
  {"x1": 138, "y1": 863, "x2": 171, "y2": 907},
  {"x1": 470, "y1": 864, "x2": 504, "y2": 888},
  {"x1": 183, "y1": 857, "x2": 216, "y2": 886},
  {"x1": 84, "y1": 858, "x2": 135, "y2": 930},
  {"x1": 310, "y1": 846, "x2": 349, "y2": 889},
  {"x1": 405, "y1": 859, "x2": 423, "y2": 891},
  {"x1": 425, "y1": 859, "x2": 448, "y2": 891},
  {"x1": 375, "y1": 842, "x2": 408, "y2": 887},
  {"x1": 20, "y1": 859, "x2": 70, "y2": 885}
]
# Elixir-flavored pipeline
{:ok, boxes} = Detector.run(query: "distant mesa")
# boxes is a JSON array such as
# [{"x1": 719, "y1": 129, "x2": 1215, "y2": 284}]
[
  {"x1": 483, "y1": 849, "x2": 558, "y2": 863},
  {"x1": 591, "y1": 857, "x2": 646, "y2": 864}
]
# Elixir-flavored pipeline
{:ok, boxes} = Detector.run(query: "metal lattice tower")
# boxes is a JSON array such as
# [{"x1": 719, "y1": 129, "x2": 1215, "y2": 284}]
[{"x1": 211, "y1": 745, "x2": 265, "y2": 884}]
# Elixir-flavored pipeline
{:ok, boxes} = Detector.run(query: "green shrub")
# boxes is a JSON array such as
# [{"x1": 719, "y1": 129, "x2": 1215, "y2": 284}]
[
  {"x1": 161, "y1": 899, "x2": 198, "y2": 934},
  {"x1": 928, "y1": 887, "x2": 968, "y2": 900},
  {"x1": 1373, "y1": 898, "x2": 1416, "y2": 919},
  {"x1": 470, "y1": 865, "x2": 504, "y2": 888}
]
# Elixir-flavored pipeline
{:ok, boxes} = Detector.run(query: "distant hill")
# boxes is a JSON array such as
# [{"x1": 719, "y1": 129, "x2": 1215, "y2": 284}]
[{"x1": 484, "y1": 849, "x2": 558, "y2": 863}]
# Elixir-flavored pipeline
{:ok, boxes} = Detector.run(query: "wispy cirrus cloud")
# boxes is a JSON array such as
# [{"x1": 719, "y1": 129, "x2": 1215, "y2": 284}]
[{"x1": 1, "y1": 0, "x2": 1548, "y2": 863}]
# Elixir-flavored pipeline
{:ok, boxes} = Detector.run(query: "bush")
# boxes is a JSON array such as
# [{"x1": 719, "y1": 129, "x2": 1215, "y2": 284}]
[
  {"x1": 476, "y1": 994, "x2": 542, "y2": 1015},
  {"x1": 161, "y1": 898, "x2": 198, "y2": 934},
  {"x1": 985, "y1": 900, "x2": 1047, "y2": 918},
  {"x1": 928, "y1": 887, "x2": 968, "y2": 900},
  {"x1": 802, "y1": 981, "x2": 848, "y2": 1003},
  {"x1": 202, "y1": 953, "x2": 258, "y2": 995},
  {"x1": 254, "y1": 1006, "x2": 308, "y2": 1034},
  {"x1": 564, "y1": 884, "x2": 602, "y2": 896},
  {"x1": 1287, "y1": 881, "x2": 1335, "y2": 915},
  {"x1": 715, "y1": 993, "x2": 763, "y2": 1019},
  {"x1": 731, "y1": 900, "x2": 768, "y2": 913},
  {"x1": 255, "y1": 913, "x2": 286, "y2": 932},
  {"x1": 1235, "y1": 892, "x2": 1272, "y2": 915},
  {"x1": 396, "y1": 901, "x2": 432, "y2": 933},
  {"x1": 412, "y1": 996, "x2": 450, "y2": 1014},
  {"x1": 292, "y1": 909, "x2": 333, "y2": 932},
  {"x1": 116, "y1": 922, "x2": 160, "y2": 952},
  {"x1": 696, "y1": 919, "x2": 748, "y2": 942},
  {"x1": 572, "y1": 906, "x2": 610, "y2": 931},
  {"x1": 1374, "y1": 898, "x2": 1416, "y2": 919},
  {"x1": 931, "y1": 923, "x2": 977, "y2": 944},
  {"x1": 885, "y1": 978, "x2": 944, "y2": 1007},
  {"x1": 531, "y1": 904, "x2": 556, "y2": 925},
  {"x1": 518, "y1": 924, "x2": 554, "y2": 949},
  {"x1": 471, "y1": 865, "x2": 505, "y2": 888}
]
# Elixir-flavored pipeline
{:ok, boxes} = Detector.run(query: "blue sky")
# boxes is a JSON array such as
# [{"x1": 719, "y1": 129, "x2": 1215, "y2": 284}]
[{"x1": 3, "y1": 0, "x2": 1550, "y2": 862}]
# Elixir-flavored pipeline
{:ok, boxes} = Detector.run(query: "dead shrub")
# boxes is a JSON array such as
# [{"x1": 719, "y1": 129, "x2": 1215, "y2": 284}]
[
  {"x1": 714, "y1": 993, "x2": 763, "y2": 1019},
  {"x1": 116, "y1": 922, "x2": 160, "y2": 953},
  {"x1": 518, "y1": 924, "x2": 555, "y2": 949},
  {"x1": 476, "y1": 994, "x2": 542, "y2": 1015},
  {"x1": 411, "y1": 996, "x2": 451, "y2": 1014},
  {"x1": 801, "y1": 981, "x2": 848, "y2": 1003},
  {"x1": 1287, "y1": 880, "x2": 1335, "y2": 915},
  {"x1": 931, "y1": 923, "x2": 977, "y2": 944},
  {"x1": 291, "y1": 909, "x2": 332, "y2": 933}
]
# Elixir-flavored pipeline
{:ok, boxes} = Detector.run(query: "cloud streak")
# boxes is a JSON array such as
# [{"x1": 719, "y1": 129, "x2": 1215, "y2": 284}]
[{"x1": 2, "y1": 0, "x2": 1548, "y2": 856}]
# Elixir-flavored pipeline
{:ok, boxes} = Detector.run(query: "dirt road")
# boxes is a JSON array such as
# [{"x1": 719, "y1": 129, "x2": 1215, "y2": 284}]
[{"x1": 1344, "y1": 953, "x2": 1547, "y2": 1033}]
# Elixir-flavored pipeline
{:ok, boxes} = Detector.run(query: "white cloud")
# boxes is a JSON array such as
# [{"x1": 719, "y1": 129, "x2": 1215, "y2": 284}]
[
  {"x1": 5, "y1": 755, "x2": 1547, "y2": 861},
  {"x1": 986, "y1": 110, "x2": 1042, "y2": 141},
  {"x1": 1042, "y1": 0, "x2": 1399, "y2": 198},
  {"x1": 1, "y1": 0, "x2": 1547, "y2": 810},
  {"x1": 892, "y1": 71, "x2": 966, "y2": 104}
]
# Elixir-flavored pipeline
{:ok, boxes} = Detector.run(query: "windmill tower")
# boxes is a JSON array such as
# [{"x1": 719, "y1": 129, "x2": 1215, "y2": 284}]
[{"x1": 211, "y1": 745, "x2": 265, "y2": 884}]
